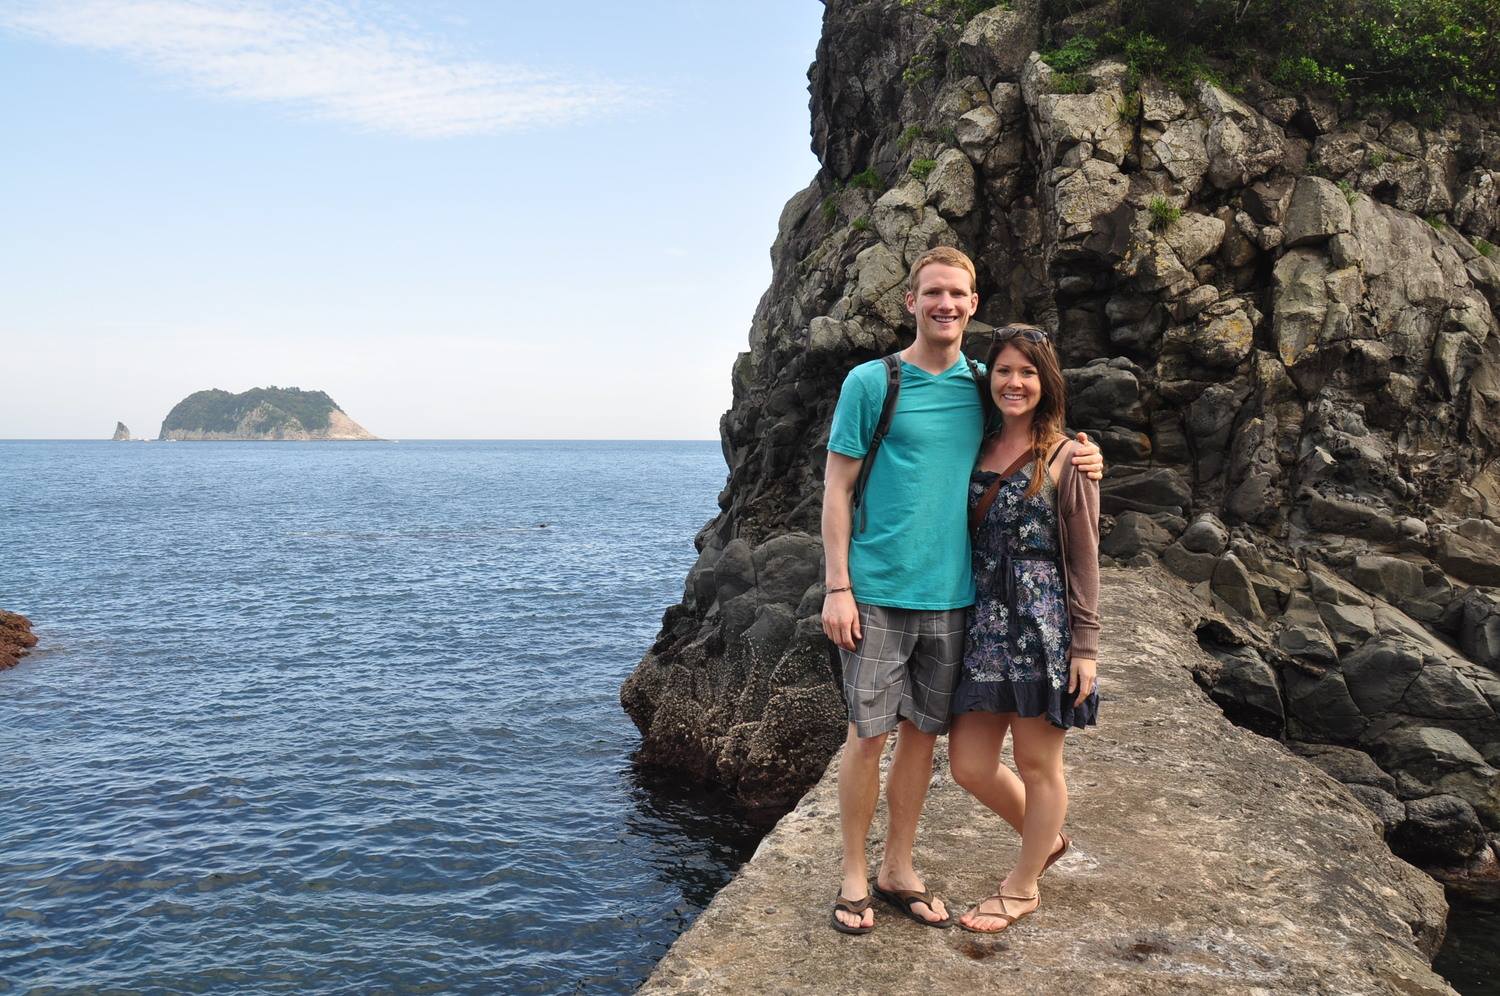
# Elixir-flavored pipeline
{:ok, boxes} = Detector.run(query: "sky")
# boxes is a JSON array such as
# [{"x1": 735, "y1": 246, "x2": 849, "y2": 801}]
[{"x1": 0, "y1": 0, "x2": 826, "y2": 439}]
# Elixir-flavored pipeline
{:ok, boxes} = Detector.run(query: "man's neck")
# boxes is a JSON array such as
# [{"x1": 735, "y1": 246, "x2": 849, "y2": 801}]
[{"x1": 900, "y1": 337, "x2": 963, "y2": 375}]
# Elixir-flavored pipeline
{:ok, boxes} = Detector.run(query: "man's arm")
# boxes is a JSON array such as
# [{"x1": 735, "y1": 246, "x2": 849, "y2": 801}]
[
  {"x1": 821, "y1": 452, "x2": 863, "y2": 651},
  {"x1": 1070, "y1": 432, "x2": 1105, "y2": 481}
]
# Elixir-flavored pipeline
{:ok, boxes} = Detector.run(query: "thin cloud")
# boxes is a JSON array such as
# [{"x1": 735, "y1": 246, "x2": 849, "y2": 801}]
[{"x1": 1, "y1": 0, "x2": 646, "y2": 137}]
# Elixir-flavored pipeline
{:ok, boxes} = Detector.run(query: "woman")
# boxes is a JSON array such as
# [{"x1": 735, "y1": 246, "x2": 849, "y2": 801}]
[{"x1": 948, "y1": 323, "x2": 1100, "y2": 934}]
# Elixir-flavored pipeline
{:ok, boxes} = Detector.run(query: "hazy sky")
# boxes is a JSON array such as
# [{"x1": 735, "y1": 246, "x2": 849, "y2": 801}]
[{"x1": 0, "y1": 0, "x2": 825, "y2": 439}]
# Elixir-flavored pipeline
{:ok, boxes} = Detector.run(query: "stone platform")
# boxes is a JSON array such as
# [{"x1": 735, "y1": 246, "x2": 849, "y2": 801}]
[{"x1": 640, "y1": 568, "x2": 1452, "y2": 995}]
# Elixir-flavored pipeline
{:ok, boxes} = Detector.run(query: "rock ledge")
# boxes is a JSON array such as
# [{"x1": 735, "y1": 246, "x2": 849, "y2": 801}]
[{"x1": 641, "y1": 569, "x2": 1452, "y2": 995}]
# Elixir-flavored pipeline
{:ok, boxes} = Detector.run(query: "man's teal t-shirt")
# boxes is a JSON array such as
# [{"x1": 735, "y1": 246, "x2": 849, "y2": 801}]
[{"x1": 827, "y1": 355, "x2": 985, "y2": 610}]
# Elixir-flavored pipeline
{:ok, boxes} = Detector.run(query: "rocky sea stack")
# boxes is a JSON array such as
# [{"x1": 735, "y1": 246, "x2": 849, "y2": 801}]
[
  {"x1": 111, "y1": 421, "x2": 130, "y2": 441},
  {"x1": 621, "y1": 0, "x2": 1500, "y2": 879},
  {"x1": 0, "y1": 611, "x2": 37, "y2": 671},
  {"x1": 158, "y1": 387, "x2": 377, "y2": 441}
]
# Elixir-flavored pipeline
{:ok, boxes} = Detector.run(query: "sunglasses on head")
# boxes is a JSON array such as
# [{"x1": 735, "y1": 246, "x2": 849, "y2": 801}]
[{"x1": 991, "y1": 325, "x2": 1052, "y2": 347}]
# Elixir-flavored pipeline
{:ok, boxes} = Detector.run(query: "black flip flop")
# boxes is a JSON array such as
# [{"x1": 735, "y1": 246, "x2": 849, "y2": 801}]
[
  {"x1": 871, "y1": 884, "x2": 952, "y2": 929},
  {"x1": 831, "y1": 893, "x2": 874, "y2": 935}
]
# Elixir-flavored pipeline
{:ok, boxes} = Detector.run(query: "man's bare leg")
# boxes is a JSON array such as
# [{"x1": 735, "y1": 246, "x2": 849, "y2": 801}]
[
  {"x1": 836, "y1": 722, "x2": 886, "y2": 929},
  {"x1": 874, "y1": 720, "x2": 948, "y2": 923}
]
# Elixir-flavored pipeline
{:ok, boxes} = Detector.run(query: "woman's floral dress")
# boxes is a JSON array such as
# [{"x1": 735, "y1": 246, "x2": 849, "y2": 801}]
[{"x1": 953, "y1": 461, "x2": 1099, "y2": 729}]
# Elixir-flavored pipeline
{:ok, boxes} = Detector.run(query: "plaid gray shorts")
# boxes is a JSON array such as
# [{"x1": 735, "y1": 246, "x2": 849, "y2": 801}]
[{"x1": 838, "y1": 602, "x2": 967, "y2": 738}]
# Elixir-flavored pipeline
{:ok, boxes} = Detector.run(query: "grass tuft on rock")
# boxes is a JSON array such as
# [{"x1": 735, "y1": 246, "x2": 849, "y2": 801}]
[{"x1": 1149, "y1": 196, "x2": 1181, "y2": 232}]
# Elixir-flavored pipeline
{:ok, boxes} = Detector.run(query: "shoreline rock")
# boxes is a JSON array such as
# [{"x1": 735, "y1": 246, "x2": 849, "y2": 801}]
[
  {"x1": 640, "y1": 568, "x2": 1453, "y2": 994},
  {"x1": 0, "y1": 611, "x2": 37, "y2": 671}
]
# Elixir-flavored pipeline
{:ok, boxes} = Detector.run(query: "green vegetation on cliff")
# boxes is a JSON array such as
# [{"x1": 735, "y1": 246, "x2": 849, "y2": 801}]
[
  {"x1": 1044, "y1": 0, "x2": 1498, "y2": 117},
  {"x1": 159, "y1": 387, "x2": 341, "y2": 437}
]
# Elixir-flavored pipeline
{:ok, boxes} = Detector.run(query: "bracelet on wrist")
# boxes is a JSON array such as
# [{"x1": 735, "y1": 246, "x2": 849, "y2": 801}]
[{"x1": 826, "y1": 585, "x2": 852, "y2": 595}]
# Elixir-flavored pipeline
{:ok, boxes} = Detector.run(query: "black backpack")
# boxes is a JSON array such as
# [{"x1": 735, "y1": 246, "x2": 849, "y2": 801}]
[{"x1": 850, "y1": 352, "x2": 988, "y2": 533}]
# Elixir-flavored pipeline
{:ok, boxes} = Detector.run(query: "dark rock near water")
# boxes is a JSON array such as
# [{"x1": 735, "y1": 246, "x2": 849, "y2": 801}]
[
  {"x1": 1206, "y1": 644, "x2": 1284, "y2": 737},
  {"x1": 1350, "y1": 783, "x2": 1408, "y2": 834},
  {"x1": 1392, "y1": 795, "x2": 1488, "y2": 866},
  {"x1": 111, "y1": 422, "x2": 129, "y2": 441},
  {"x1": 0, "y1": 611, "x2": 37, "y2": 671}
]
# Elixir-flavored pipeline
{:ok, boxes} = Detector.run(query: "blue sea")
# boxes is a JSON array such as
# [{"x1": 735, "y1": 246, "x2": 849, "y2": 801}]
[{"x1": 0, "y1": 440, "x2": 768, "y2": 995}]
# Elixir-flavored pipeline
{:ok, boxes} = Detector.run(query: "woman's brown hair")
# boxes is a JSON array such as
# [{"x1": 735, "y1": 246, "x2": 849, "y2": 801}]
[{"x1": 981, "y1": 324, "x2": 1068, "y2": 497}]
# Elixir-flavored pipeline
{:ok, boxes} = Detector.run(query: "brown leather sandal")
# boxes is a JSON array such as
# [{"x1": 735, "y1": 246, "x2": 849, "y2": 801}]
[
  {"x1": 959, "y1": 890, "x2": 1040, "y2": 934},
  {"x1": 831, "y1": 893, "x2": 874, "y2": 935},
  {"x1": 1041, "y1": 832, "x2": 1071, "y2": 875},
  {"x1": 871, "y1": 883, "x2": 953, "y2": 928}
]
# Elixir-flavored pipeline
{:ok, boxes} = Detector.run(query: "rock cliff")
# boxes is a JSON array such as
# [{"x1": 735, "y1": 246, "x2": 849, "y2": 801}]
[
  {"x1": 111, "y1": 421, "x2": 129, "y2": 441},
  {"x1": 158, "y1": 387, "x2": 377, "y2": 441},
  {"x1": 621, "y1": 0, "x2": 1500, "y2": 877},
  {"x1": 640, "y1": 569, "x2": 1453, "y2": 995},
  {"x1": 0, "y1": 611, "x2": 37, "y2": 671}
]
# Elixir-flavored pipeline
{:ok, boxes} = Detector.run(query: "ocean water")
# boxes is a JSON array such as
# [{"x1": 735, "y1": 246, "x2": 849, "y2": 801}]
[{"x1": 0, "y1": 440, "x2": 767, "y2": 994}]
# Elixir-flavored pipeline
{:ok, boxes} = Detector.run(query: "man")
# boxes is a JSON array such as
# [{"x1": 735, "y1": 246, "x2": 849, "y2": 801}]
[{"x1": 822, "y1": 246, "x2": 1104, "y2": 932}]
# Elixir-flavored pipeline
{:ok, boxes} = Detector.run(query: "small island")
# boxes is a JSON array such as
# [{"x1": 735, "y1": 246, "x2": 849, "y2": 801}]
[{"x1": 158, "y1": 387, "x2": 378, "y2": 441}]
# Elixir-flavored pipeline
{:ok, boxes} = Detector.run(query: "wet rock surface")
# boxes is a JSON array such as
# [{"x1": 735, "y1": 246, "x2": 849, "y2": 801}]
[
  {"x1": 0, "y1": 611, "x2": 37, "y2": 671},
  {"x1": 640, "y1": 570, "x2": 1452, "y2": 995},
  {"x1": 623, "y1": 0, "x2": 1500, "y2": 871}
]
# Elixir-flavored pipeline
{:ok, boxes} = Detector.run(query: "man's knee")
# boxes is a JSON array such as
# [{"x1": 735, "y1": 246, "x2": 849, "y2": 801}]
[
  {"x1": 844, "y1": 723, "x2": 888, "y2": 759},
  {"x1": 896, "y1": 719, "x2": 937, "y2": 749}
]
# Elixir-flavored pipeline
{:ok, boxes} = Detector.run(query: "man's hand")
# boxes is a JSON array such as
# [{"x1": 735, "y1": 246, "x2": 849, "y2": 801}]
[
  {"x1": 822, "y1": 589, "x2": 862, "y2": 651},
  {"x1": 1068, "y1": 657, "x2": 1098, "y2": 707},
  {"x1": 1070, "y1": 432, "x2": 1105, "y2": 481}
]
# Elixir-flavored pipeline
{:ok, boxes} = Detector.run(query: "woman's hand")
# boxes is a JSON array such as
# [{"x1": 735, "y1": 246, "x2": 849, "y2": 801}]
[{"x1": 1068, "y1": 657, "x2": 1098, "y2": 707}]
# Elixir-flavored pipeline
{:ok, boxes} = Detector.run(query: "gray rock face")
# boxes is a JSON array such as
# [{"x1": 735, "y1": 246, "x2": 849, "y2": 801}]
[
  {"x1": 111, "y1": 421, "x2": 129, "y2": 441},
  {"x1": 624, "y1": 0, "x2": 1500, "y2": 870},
  {"x1": 1284, "y1": 176, "x2": 1354, "y2": 246},
  {"x1": 640, "y1": 570, "x2": 1451, "y2": 995}
]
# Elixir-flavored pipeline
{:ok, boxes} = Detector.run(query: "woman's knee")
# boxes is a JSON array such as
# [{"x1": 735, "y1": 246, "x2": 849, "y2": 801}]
[
  {"x1": 949, "y1": 747, "x2": 990, "y2": 790},
  {"x1": 1012, "y1": 739, "x2": 1064, "y2": 786},
  {"x1": 1013, "y1": 756, "x2": 1061, "y2": 787}
]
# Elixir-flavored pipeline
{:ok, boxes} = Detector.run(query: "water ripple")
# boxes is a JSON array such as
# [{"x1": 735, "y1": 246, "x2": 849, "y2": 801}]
[{"x1": 0, "y1": 441, "x2": 765, "y2": 994}]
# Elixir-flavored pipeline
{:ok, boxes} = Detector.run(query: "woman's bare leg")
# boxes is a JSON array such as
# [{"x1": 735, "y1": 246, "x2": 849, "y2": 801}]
[
  {"x1": 948, "y1": 711, "x2": 1023, "y2": 832},
  {"x1": 961, "y1": 715, "x2": 1066, "y2": 931},
  {"x1": 949, "y1": 710, "x2": 1066, "y2": 850}
]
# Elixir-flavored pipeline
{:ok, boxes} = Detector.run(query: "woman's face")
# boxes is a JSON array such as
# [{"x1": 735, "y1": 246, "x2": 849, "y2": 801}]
[{"x1": 990, "y1": 343, "x2": 1042, "y2": 421}]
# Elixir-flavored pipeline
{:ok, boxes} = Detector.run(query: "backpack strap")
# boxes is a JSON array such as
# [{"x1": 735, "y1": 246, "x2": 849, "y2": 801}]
[
  {"x1": 966, "y1": 356, "x2": 988, "y2": 414},
  {"x1": 850, "y1": 353, "x2": 902, "y2": 535}
]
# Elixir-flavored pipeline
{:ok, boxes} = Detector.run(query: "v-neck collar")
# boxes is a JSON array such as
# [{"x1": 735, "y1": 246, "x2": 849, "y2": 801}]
[{"x1": 901, "y1": 354, "x2": 968, "y2": 381}]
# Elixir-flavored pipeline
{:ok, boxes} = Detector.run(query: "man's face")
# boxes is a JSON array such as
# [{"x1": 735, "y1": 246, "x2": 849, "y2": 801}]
[{"x1": 904, "y1": 263, "x2": 978, "y2": 348}]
